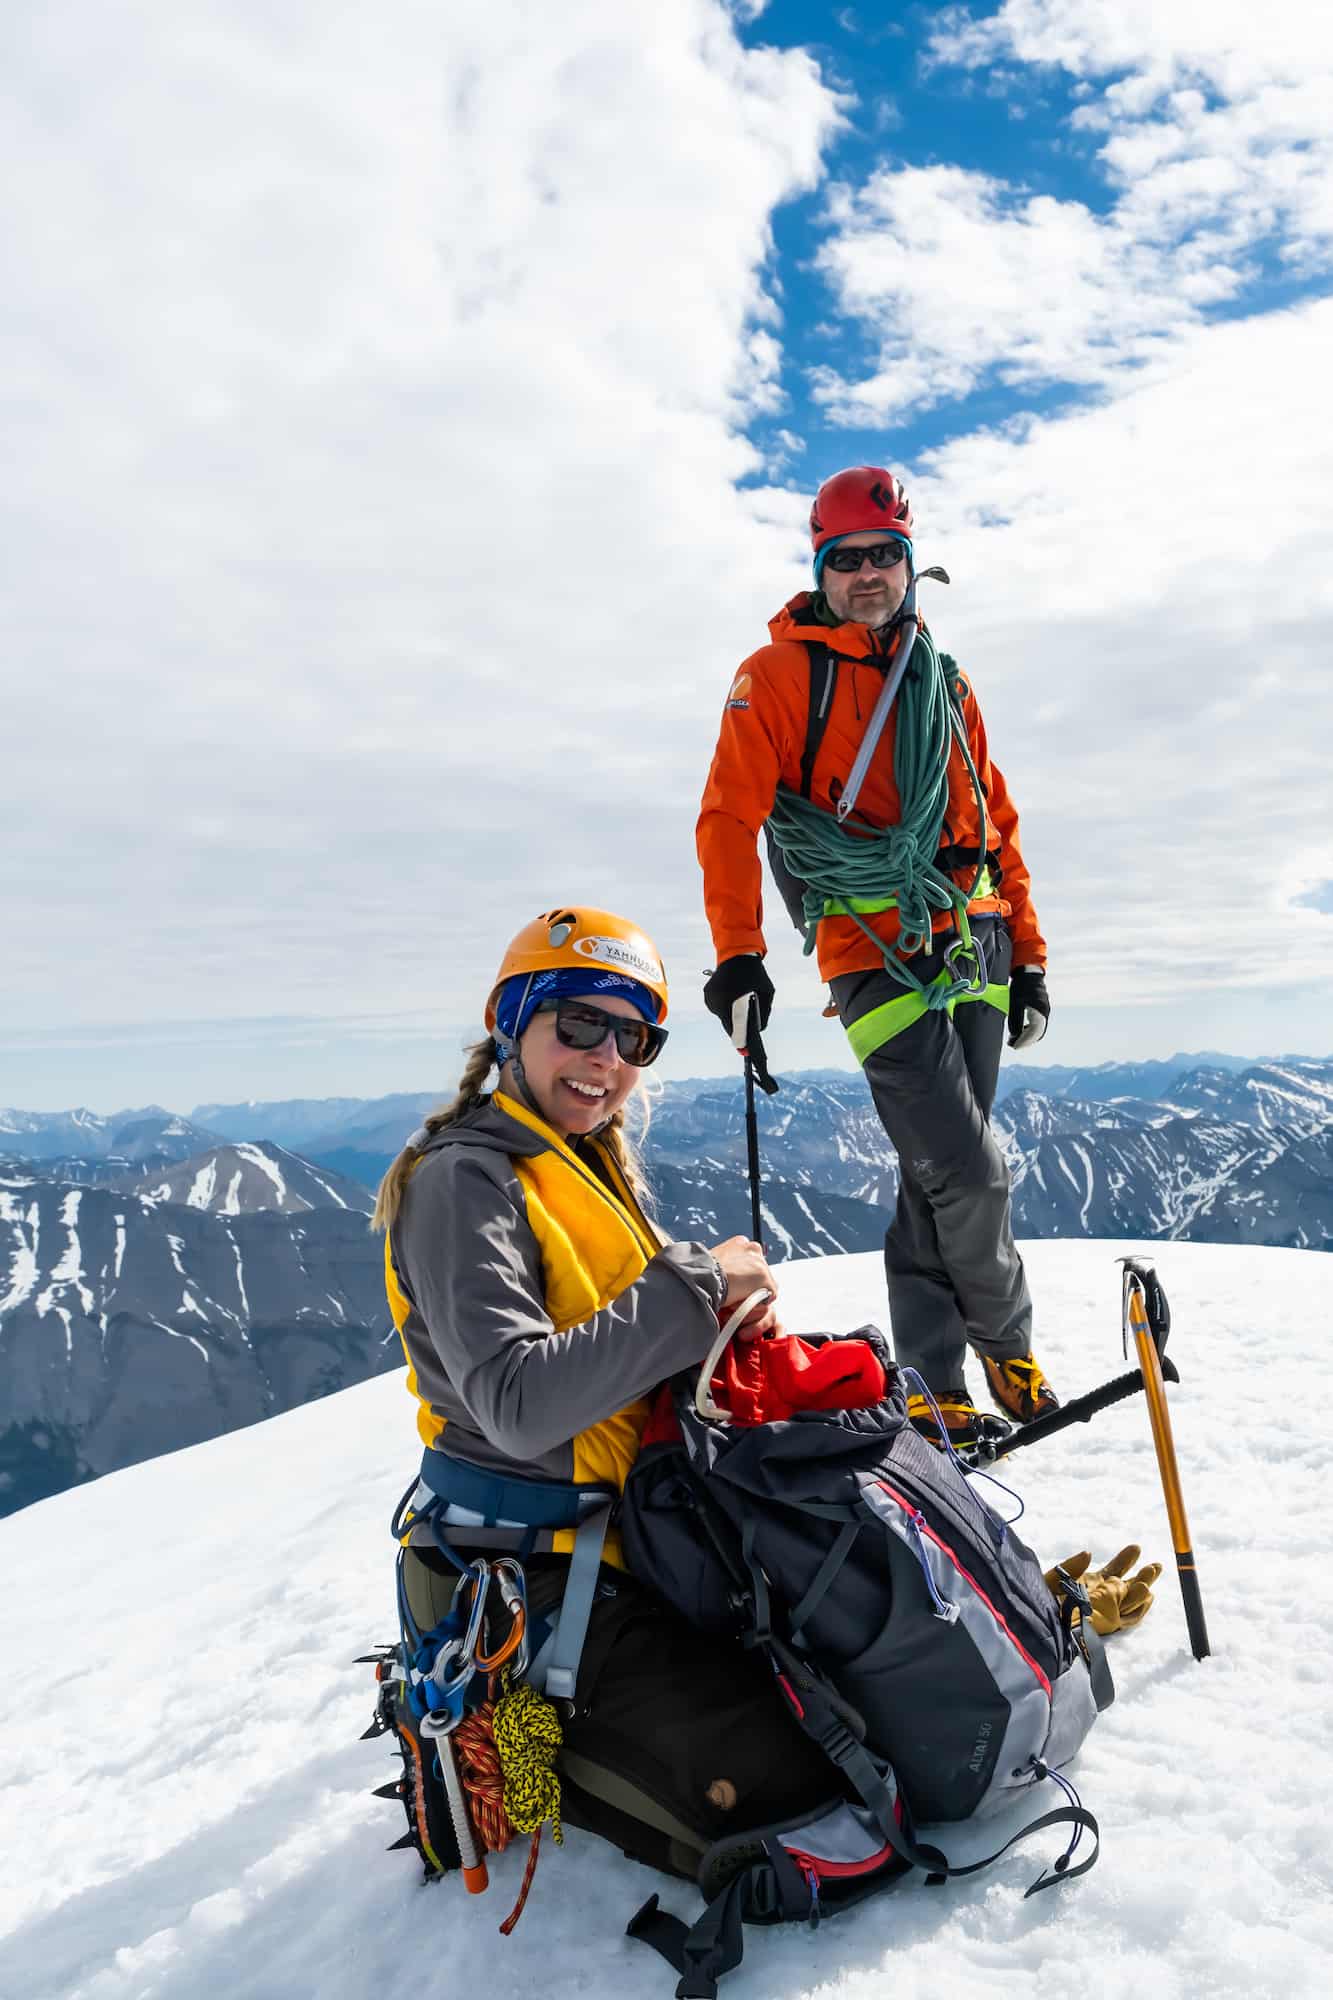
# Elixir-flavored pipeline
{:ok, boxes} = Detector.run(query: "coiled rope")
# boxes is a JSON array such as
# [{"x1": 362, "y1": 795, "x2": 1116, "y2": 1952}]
[
  {"x1": 766, "y1": 619, "x2": 991, "y2": 1007},
  {"x1": 453, "y1": 1674, "x2": 564, "y2": 1933}
]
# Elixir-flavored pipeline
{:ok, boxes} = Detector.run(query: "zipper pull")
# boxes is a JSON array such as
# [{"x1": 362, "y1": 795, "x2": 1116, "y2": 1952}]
[{"x1": 907, "y1": 1508, "x2": 959, "y2": 1622}]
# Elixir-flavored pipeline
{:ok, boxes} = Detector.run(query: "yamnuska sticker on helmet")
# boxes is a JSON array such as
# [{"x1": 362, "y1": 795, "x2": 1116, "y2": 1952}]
[{"x1": 573, "y1": 935, "x2": 663, "y2": 982}]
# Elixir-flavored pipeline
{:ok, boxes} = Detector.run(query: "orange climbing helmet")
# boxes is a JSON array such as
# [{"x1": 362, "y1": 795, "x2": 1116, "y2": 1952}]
[{"x1": 484, "y1": 907, "x2": 670, "y2": 1028}]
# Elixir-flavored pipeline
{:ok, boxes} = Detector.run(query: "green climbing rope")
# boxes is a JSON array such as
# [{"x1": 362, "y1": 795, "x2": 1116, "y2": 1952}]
[{"x1": 766, "y1": 623, "x2": 991, "y2": 1009}]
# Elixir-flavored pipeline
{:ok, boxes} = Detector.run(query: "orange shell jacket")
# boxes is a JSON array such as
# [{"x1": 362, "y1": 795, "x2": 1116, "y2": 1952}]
[{"x1": 696, "y1": 592, "x2": 1046, "y2": 985}]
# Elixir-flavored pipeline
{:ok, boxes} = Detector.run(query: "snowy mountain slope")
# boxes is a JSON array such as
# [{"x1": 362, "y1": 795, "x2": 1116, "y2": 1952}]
[
  {"x1": 649, "y1": 1159, "x2": 885, "y2": 1260},
  {"x1": 138, "y1": 1141, "x2": 374, "y2": 1216},
  {"x1": 194, "y1": 1093, "x2": 437, "y2": 1153},
  {"x1": 991, "y1": 1088, "x2": 1154, "y2": 1146},
  {"x1": 0, "y1": 1105, "x2": 109, "y2": 1153},
  {"x1": 0, "y1": 1107, "x2": 225, "y2": 1164},
  {"x1": 993, "y1": 1053, "x2": 1259, "y2": 1103},
  {"x1": 0, "y1": 1171, "x2": 393, "y2": 1513},
  {"x1": 0, "y1": 1142, "x2": 374, "y2": 1215},
  {"x1": 3, "y1": 1240, "x2": 1329, "y2": 2000}
]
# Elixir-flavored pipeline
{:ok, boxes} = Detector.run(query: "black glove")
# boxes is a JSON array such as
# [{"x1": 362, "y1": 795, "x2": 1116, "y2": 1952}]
[
  {"x1": 704, "y1": 954, "x2": 779, "y2": 1093},
  {"x1": 704, "y1": 953, "x2": 774, "y2": 1042},
  {"x1": 1007, "y1": 966, "x2": 1050, "y2": 1050}
]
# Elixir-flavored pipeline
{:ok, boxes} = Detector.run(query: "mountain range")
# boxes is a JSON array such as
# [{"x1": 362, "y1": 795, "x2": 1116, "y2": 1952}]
[{"x1": 3, "y1": 1051, "x2": 1329, "y2": 1516}]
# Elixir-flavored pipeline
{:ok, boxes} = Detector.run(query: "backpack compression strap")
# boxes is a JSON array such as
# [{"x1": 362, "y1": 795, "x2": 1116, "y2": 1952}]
[{"x1": 769, "y1": 1634, "x2": 1100, "y2": 1895}]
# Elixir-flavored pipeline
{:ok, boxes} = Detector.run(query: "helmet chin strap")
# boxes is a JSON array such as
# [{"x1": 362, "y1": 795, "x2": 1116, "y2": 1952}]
[{"x1": 500, "y1": 1054, "x2": 614, "y2": 1137}]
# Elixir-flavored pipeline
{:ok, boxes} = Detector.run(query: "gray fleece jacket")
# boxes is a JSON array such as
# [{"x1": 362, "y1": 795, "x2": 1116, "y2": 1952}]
[{"x1": 388, "y1": 1097, "x2": 727, "y2": 1486}]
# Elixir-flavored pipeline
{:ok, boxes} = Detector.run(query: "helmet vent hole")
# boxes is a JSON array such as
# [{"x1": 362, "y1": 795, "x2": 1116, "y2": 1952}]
[{"x1": 548, "y1": 917, "x2": 575, "y2": 946}]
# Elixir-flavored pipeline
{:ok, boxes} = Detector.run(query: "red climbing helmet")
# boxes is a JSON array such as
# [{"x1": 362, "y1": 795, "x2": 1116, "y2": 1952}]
[{"x1": 809, "y1": 467, "x2": 914, "y2": 554}]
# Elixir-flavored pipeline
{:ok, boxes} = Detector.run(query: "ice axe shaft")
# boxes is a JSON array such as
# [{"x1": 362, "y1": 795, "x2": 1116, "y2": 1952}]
[
  {"x1": 1123, "y1": 1262, "x2": 1211, "y2": 1661},
  {"x1": 982, "y1": 1357, "x2": 1178, "y2": 1462}
]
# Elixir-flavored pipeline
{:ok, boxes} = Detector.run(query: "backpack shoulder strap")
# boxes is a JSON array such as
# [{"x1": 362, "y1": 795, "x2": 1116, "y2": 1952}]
[{"x1": 799, "y1": 641, "x2": 839, "y2": 800}]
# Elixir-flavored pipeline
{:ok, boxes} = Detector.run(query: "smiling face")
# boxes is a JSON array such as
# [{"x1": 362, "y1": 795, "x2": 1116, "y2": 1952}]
[
  {"x1": 820, "y1": 529, "x2": 911, "y2": 629},
  {"x1": 510, "y1": 992, "x2": 643, "y2": 1137}
]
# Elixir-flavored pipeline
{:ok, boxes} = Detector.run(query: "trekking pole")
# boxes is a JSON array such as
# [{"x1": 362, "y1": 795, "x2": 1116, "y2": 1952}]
[
  {"x1": 734, "y1": 993, "x2": 778, "y2": 1253},
  {"x1": 743, "y1": 1051, "x2": 763, "y2": 1246},
  {"x1": 1122, "y1": 1258, "x2": 1211, "y2": 1661}
]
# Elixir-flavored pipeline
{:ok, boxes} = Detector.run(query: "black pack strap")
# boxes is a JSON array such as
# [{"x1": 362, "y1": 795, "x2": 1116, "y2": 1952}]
[
  {"x1": 1054, "y1": 1569, "x2": 1116, "y2": 1714},
  {"x1": 937, "y1": 841, "x2": 1001, "y2": 882},
  {"x1": 1079, "y1": 1618, "x2": 1115, "y2": 1713},
  {"x1": 799, "y1": 643, "x2": 839, "y2": 799},
  {"x1": 627, "y1": 1870, "x2": 753, "y2": 2000},
  {"x1": 938, "y1": 1800, "x2": 1102, "y2": 1895},
  {"x1": 740, "y1": 1515, "x2": 772, "y2": 1643},
  {"x1": 788, "y1": 1519, "x2": 863, "y2": 1649}
]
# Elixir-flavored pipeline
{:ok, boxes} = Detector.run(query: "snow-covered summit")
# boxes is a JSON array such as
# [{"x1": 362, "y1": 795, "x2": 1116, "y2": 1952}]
[{"x1": 2, "y1": 1240, "x2": 1329, "y2": 2000}]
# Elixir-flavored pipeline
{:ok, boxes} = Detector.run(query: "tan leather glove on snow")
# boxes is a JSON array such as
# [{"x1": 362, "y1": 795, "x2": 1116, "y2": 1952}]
[{"x1": 1043, "y1": 1545, "x2": 1163, "y2": 1635}]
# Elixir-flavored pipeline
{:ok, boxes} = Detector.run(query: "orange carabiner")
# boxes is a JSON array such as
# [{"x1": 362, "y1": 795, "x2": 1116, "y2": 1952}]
[{"x1": 474, "y1": 1600, "x2": 526, "y2": 1673}]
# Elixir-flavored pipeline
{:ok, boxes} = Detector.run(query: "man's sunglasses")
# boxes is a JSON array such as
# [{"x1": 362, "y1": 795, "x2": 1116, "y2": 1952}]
[
  {"x1": 535, "y1": 998, "x2": 668, "y2": 1068},
  {"x1": 823, "y1": 540, "x2": 909, "y2": 574}
]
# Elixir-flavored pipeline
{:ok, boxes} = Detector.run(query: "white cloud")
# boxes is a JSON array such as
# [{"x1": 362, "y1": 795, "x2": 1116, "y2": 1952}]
[
  {"x1": 3, "y1": 1, "x2": 839, "y2": 1068},
  {"x1": 814, "y1": 5, "x2": 1333, "y2": 419},
  {"x1": 902, "y1": 296, "x2": 1333, "y2": 1015},
  {"x1": 810, "y1": 164, "x2": 1214, "y2": 423}
]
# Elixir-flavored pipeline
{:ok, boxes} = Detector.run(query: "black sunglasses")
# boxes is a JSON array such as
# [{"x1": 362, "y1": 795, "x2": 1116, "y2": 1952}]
[
  {"x1": 823, "y1": 540, "x2": 909, "y2": 573},
  {"x1": 535, "y1": 998, "x2": 668, "y2": 1068}
]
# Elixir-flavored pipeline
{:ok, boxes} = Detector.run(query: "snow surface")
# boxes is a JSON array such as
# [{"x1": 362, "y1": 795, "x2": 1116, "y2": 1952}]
[
  {"x1": 235, "y1": 1143, "x2": 288, "y2": 1207},
  {"x1": 3, "y1": 1240, "x2": 1332, "y2": 2000}
]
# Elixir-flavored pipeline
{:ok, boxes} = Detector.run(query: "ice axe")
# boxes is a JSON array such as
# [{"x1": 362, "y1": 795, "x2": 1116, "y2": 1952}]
[
  {"x1": 1119, "y1": 1257, "x2": 1210, "y2": 1660},
  {"x1": 974, "y1": 1257, "x2": 1209, "y2": 1661}
]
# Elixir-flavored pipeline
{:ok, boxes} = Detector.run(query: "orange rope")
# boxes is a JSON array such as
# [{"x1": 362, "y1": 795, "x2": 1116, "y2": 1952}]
[
  {"x1": 498, "y1": 1827, "x2": 542, "y2": 1936},
  {"x1": 454, "y1": 1702, "x2": 510, "y2": 1854},
  {"x1": 452, "y1": 1700, "x2": 543, "y2": 1932}
]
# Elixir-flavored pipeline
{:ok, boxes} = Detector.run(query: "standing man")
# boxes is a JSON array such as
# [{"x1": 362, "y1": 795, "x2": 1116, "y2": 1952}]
[{"x1": 697, "y1": 466, "x2": 1055, "y2": 1445}]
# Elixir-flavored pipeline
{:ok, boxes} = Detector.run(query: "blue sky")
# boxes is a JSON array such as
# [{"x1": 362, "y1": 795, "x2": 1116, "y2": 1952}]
[
  {"x1": 739, "y1": 2, "x2": 1333, "y2": 468},
  {"x1": 742, "y1": 1, "x2": 1117, "y2": 471},
  {"x1": 4, "y1": 1, "x2": 1332, "y2": 1113}
]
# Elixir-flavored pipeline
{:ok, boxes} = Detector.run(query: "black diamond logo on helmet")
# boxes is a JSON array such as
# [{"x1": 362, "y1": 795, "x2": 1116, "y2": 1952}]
[{"x1": 868, "y1": 481, "x2": 892, "y2": 512}]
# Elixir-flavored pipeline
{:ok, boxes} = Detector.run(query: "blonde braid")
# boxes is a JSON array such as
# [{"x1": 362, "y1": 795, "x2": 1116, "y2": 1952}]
[{"x1": 371, "y1": 1037, "x2": 498, "y2": 1232}]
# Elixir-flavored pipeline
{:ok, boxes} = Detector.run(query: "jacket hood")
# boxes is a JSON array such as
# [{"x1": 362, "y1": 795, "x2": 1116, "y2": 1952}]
[
  {"x1": 768, "y1": 590, "x2": 895, "y2": 654},
  {"x1": 414, "y1": 1094, "x2": 556, "y2": 1164}
]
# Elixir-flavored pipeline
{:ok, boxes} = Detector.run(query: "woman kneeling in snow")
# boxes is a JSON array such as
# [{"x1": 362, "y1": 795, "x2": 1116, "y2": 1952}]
[{"x1": 372, "y1": 904, "x2": 841, "y2": 1879}]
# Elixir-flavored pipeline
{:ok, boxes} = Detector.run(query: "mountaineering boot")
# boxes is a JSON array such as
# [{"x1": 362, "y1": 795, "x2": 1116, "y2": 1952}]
[
  {"x1": 981, "y1": 1352, "x2": 1060, "y2": 1426},
  {"x1": 907, "y1": 1388, "x2": 1010, "y2": 1450}
]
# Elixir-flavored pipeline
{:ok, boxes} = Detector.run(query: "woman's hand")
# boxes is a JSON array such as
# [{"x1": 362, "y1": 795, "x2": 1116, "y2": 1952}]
[{"x1": 710, "y1": 1237, "x2": 779, "y2": 1338}]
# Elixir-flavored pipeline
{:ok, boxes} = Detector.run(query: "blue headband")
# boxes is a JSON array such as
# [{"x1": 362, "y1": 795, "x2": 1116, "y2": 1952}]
[
  {"x1": 814, "y1": 530, "x2": 914, "y2": 588},
  {"x1": 492, "y1": 967, "x2": 660, "y2": 1062}
]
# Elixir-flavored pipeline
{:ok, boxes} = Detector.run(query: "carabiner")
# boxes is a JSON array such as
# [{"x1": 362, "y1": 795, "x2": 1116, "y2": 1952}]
[
  {"x1": 942, "y1": 935, "x2": 982, "y2": 993},
  {"x1": 452, "y1": 1560, "x2": 490, "y2": 1665},
  {"x1": 475, "y1": 1557, "x2": 528, "y2": 1676}
]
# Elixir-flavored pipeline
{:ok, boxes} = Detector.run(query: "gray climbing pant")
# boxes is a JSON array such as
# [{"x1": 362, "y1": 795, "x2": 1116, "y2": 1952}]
[{"x1": 830, "y1": 916, "x2": 1033, "y2": 1394}]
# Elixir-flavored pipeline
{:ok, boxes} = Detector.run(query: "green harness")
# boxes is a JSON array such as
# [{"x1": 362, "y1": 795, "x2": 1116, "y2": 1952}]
[{"x1": 764, "y1": 590, "x2": 1008, "y2": 1059}]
